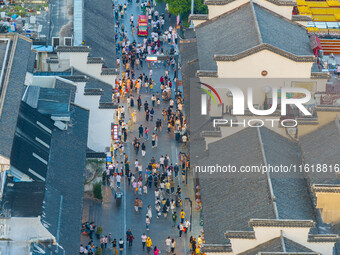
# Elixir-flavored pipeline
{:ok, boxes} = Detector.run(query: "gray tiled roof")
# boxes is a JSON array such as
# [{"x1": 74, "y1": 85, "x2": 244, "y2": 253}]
[
  {"x1": 85, "y1": 78, "x2": 112, "y2": 103},
  {"x1": 10, "y1": 102, "x2": 54, "y2": 181},
  {"x1": 84, "y1": 0, "x2": 117, "y2": 68},
  {"x1": 239, "y1": 237, "x2": 283, "y2": 255},
  {"x1": 37, "y1": 88, "x2": 71, "y2": 118},
  {"x1": 27, "y1": 51, "x2": 36, "y2": 73},
  {"x1": 55, "y1": 79, "x2": 77, "y2": 103},
  {"x1": 238, "y1": 237, "x2": 313, "y2": 255},
  {"x1": 42, "y1": 104, "x2": 89, "y2": 255},
  {"x1": 195, "y1": 3, "x2": 259, "y2": 71},
  {"x1": 300, "y1": 120, "x2": 340, "y2": 185},
  {"x1": 23, "y1": 85, "x2": 40, "y2": 108},
  {"x1": 0, "y1": 36, "x2": 34, "y2": 159},
  {"x1": 284, "y1": 238, "x2": 313, "y2": 252},
  {"x1": 198, "y1": 128, "x2": 276, "y2": 244},
  {"x1": 3, "y1": 178, "x2": 45, "y2": 217},
  {"x1": 197, "y1": 127, "x2": 326, "y2": 245},
  {"x1": 74, "y1": 68, "x2": 113, "y2": 103},
  {"x1": 195, "y1": 2, "x2": 313, "y2": 71},
  {"x1": 253, "y1": 4, "x2": 312, "y2": 56},
  {"x1": 259, "y1": 128, "x2": 316, "y2": 221}
]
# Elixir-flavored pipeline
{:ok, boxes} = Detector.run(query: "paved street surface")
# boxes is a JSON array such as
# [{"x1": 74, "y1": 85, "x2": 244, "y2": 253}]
[{"x1": 81, "y1": 1, "x2": 202, "y2": 254}]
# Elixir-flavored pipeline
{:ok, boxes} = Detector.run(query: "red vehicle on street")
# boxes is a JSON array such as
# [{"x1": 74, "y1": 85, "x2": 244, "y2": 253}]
[{"x1": 137, "y1": 15, "x2": 148, "y2": 36}]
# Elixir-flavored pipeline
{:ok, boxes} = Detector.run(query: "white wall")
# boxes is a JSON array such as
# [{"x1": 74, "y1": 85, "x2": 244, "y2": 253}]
[
  {"x1": 207, "y1": 0, "x2": 293, "y2": 20},
  {"x1": 253, "y1": 0, "x2": 293, "y2": 19},
  {"x1": 217, "y1": 50, "x2": 314, "y2": 78},
  {"x1": 193, "y1": 20, "x2": 206, "y2": 27},
  {"x1": 74, "y1": 82, "x2": 114, "y2": 152},
  {"x1": 32, "y1": 76, "x2": 56, "y2": 88},
  {"x1": 60, "y1": 52, "x2": 117, "y2": 85},
  {"x1": 296, "y1": 20, "x2": 309, "y2": 27},
  {"x1": 229, "y1": 226, "x2": 334, "y2": 255},
  {"x1": 32, "y1": 77, "x2": 114, "y2": 152},
  {"x1": 208, "y1": 0, "x2": 249, "y2": 19},
  {"x1": 281, "y1": 228, "x2": 334, "y2": 255},
  {"x1": 0, "y1": 217, "x2": 55, "y2": 255}
]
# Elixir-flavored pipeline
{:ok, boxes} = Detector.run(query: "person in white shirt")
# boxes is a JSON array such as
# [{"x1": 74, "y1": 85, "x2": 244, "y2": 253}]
[
  {"x1": 160, "y1": 182, "x2": 165, "y2": 193},
  {"x1": 135, "y1": 160, "x2": 139, "y2": 172},
  {"x1": 116, "y1": 174, "x2": 121, "y2": 188},
  {"x1": 178, "y1": 223, "x2": 184, "y2": 237},
  {"x1": 159, "y1": 156, "x2": 165, "y2": 169},
  {"x1": 165, "y1": 237, "x2": 171, "y2": 252},
  {"x1": 167, "y1": 169, "x2": 172, "y2": 180},
  {"x1": 154, "y1": 189, "x2": 160, "y2": 200},
  {"x1": 184, "y1": 219, "x2": 191, "y2": 233},
  {"x1": 80, "y1": 245, "x2": 85, "y2": 254},
  {"x1": 141, "y1": 234, "x2": 147, "y2": 250},
  {"x1": 146, "y1": 216, "x2": 151, "y2": 230}
]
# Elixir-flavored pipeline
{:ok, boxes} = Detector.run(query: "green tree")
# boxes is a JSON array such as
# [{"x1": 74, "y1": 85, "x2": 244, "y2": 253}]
[{"x1": 158, "y1": 0, "x2": 207, "y2": 22}]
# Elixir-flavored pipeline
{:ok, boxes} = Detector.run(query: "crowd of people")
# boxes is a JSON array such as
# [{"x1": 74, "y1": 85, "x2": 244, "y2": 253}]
[{"x1": 79, "y1": 0, "x2": 201, "y2": 254}]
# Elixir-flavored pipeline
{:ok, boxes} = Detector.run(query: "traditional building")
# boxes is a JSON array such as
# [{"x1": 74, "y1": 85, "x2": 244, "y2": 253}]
[
  {"x1": 180, "y1": 0, "x2": 340, "y2": 253},
  {"x1": 33, "y1": 0, "x2": 119, "y2": 152},
  {"x1": 187, "y1": 1, "x2": 328, "y2": 119},
  {"x1": 0, "y1": 33, "x2": 90, "y2": 255},
  {"x1": 196, "y1": 126, "x2": 340, "y2": 254}
]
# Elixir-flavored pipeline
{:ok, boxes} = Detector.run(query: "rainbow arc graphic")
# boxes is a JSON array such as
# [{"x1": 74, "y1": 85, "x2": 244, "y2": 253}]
[{"x1": 199, "y1": 82, "x2": 222, "y2": 115}]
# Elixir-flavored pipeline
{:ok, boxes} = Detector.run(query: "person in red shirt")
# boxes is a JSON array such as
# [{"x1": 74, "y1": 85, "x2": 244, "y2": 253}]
[
  {"x1": 153, "y1": 246, "x2": 160, "y2": 255},
  {"x1": 128, "y1": 234, "x2": 134, "y2": 247}
]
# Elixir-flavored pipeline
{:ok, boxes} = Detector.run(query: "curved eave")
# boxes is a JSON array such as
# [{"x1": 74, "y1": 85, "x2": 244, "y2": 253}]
[
  {"x1": 308, "y1": 234, "x2": 340, "y2": 243},
  {"x1": 205, "y1": 0, "x2": 295, "y2": 6},
  {"x1": 196, "y1": 70, "x2": 218, "y2": 78},
  {"x1": 189, "y1": 14, "x2": 209, "y2": 21},
  {"x1": 311, "y1": 72, "x2": 331, "y2": 79},
  {"x1": 200, "y1": 244, "x2": 233, "y2": 253},
  {"x1": 292, "y1": 15, "x2": 313, "y2": 21},
  {"x1": 249, "y1": 219, "x2": 316, "y2": 228},
  {"x1": 214, "y1": 44, "x2": 316, "y2": 63},
  {"x1": 205, "y1": 0, "x2": 236, "y2": 5}
]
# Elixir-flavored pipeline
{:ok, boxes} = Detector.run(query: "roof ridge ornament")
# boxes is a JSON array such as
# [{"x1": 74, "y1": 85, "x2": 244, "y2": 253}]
[{"x1": 248, "y1": 219, "x2": 316, "y2": 228}]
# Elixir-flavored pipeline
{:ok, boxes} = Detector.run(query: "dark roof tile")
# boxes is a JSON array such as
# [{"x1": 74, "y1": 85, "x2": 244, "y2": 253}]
[
  {"x1": 195, "y1": 2, "x2": 313, "y2": 71},
  {"x1": 84, "y1": 0, "x2": 117, "y2": 68}
]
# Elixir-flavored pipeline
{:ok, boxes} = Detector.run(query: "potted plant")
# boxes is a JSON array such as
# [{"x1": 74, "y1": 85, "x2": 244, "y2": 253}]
[
  {"x1": 96, "y1": 226, "x2": 103, "y2": 239},
  {"x1": 93, "y1": 182, "x2": 103, "y2": 200}
]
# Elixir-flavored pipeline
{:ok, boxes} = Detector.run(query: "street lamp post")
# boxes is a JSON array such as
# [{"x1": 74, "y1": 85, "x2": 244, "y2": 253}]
[
  {"x1": 190, "y1": 0, "x2": 194, "y2": 28},
  {"x1": 185, "y1": 198, "x2": 192, "y2": 231}
]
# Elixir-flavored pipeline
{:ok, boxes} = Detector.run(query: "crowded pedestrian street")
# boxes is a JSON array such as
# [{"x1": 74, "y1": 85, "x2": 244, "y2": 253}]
[{"x1": 80, "y1": 0, "x2": 202, "y2": 254}]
